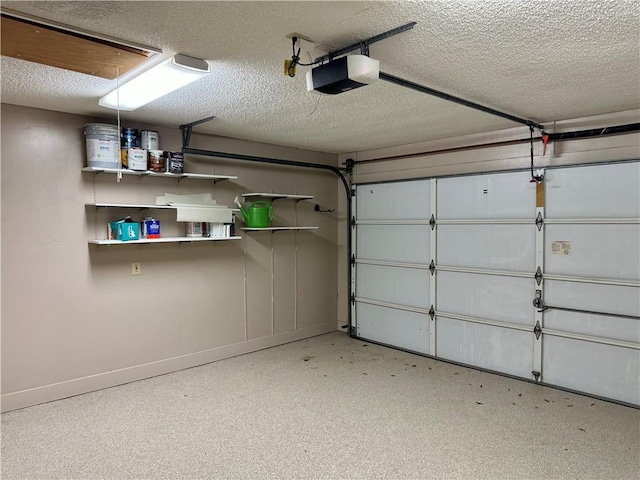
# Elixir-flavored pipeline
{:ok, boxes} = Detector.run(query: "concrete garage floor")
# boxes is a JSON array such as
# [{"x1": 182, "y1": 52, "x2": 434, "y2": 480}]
[{"x1": 2, "y1": 332, "x2": 639, "y2": 479}]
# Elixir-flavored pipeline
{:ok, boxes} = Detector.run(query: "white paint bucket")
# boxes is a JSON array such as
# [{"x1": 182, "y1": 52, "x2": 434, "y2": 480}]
[
  {"x1": 127, "y1": 148, "x2": 147, "y2": 171},
  {"x1": 84, "y1": 123, "x2": 120, "y2": 168},
  {"x1": 140, "y1": 130, "x2": 159, "y2": 150}
]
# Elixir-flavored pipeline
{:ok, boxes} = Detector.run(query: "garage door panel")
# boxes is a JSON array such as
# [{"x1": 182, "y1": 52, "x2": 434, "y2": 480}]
[
  {"x1": 357, "y1": 225, "x2": 430, "y2": 263},
  {"x1": 436, "y1": 317, "x2": 533, "y2": 378},
  {"x1": 438, "y1": 225, "x2": 536, "y2": 271},
  {"x1": 544, "y1": 310, "x2": 640, "y2": 344},
  {"x1": 542, "y1": 336, "x2": 640, "y2": 405},
  {"x1": 356, "y1": 180, "x2": 430, "y2": 220},
  {"x1": 545, "y1": 224, "x2": 640, "y2": 280},
  {"x1": 545, "y1": 162, "x2": 640, "y2": 218},
  {"x1": 545, "y1": 280, "x2": 640, "y2": 317},
  {"x1": 356, "y1": 303, "x2": 429, "y2": 354},
  {"x1": 437, "y1": 171, "x2": 535, "y2": 219},
  {"x1": 356, "y1": 264, "x2": 430, "y2": 309},
  {"x1": 437, "y1": 272, "x2": 534, "y2": 325}
]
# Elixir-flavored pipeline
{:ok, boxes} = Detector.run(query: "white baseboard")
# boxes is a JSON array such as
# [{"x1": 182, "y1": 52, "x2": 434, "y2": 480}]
[{"x1": 1, "y1": 323, "x2": 336, "y2": 413}]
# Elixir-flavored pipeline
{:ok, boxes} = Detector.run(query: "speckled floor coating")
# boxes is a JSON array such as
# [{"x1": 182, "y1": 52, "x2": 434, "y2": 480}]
[{"x1": 2, "y1": 331, "x2": 639, "y2": 479}]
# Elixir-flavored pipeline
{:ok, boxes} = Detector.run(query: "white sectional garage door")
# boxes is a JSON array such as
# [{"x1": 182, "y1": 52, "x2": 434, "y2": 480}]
[{"x1": 353, "y1": 161, "x2": 640, "y2": 405}]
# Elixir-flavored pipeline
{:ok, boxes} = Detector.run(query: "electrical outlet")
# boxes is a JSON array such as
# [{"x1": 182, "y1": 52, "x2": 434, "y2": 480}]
[{"x1": 132, "y1": 262, "x2": 141, "y2": 275}]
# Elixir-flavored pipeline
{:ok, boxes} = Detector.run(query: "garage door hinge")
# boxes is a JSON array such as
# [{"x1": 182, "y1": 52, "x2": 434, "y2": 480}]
[
  {"x1": 531, "y1": 370, "x2": 541, "y2": 381},
  {"x1": 429, "y1": 305, "x2": 435, "y2": 320},
  {"x1": 535, "y1": 212, "x2": 544, "y2": 231},
  {"x1": 351, "y1": 216, "x2": 356, "y2": 227},
  {"x1": 534, "y1": 267, "x2": 543, "y2": 285},
  {"x1": 351, "y1": 254, "x2": 356, "y2": 266},
  {"x1": 533, "y1": 321, "x2": 542, "y2": 340},
  {"x1": 429, "y1": 260, "x2": 436, "y2": 275},
  {"x1": 429, "y1": 214, "x2": 436, "y2": 230},
  {"x1": 351, "y1": 293, "x2": 355, "y2": 305}
]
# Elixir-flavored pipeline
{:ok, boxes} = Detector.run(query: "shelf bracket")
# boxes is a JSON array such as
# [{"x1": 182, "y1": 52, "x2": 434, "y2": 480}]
[{"x1": 179, "y1": 116, "x2": 216, "y2": 149}]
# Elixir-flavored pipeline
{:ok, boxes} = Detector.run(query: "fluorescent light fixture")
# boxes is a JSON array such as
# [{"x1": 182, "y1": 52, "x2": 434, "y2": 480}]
[{"x1": 99, "y1": 54, "x2": 210, "y2": 111}]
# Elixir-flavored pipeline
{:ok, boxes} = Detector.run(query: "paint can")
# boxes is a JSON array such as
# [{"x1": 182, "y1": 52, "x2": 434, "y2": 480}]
[
  {"x1": 127, "y1": 148, "x2": 147, "y2": 171},
  {"x1": 84, "y1": 123, "x2": 120, "y2": 168},
  {"x1": 165, "y1": 151, "x2": 184, "y2": 174},
  {"x1": 185, "y1": 222, "x2": 205, "y2": 237},
  {"x1": 120, "y1": 127, "x2": 138, "y2": 168},
  {"x1": 140, "y1": 130, "x2": 159, "y2": 150},
  {"x1": 121, "y1": 128, "x2": 138, "y2": 147},
  {"x1": 141, "y1": 217, "x2": 161, "y2": 238},
  {"x1": 148, "y1": 150, "x2": 165, "y2": 172}
]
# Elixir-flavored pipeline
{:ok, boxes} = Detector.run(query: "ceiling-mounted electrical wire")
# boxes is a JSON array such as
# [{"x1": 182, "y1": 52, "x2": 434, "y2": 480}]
[
  {"x1": 287, "y1": 37, "x2": 325, "y2": 77},
  {"x1": 306, "y1": 96, "x2": 321, "y2": 117}
]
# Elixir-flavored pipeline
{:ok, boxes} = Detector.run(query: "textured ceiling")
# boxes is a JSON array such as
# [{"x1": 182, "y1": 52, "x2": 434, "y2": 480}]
[{"x1": 1, "y1": 1, "x2": 638, "y2": 154}]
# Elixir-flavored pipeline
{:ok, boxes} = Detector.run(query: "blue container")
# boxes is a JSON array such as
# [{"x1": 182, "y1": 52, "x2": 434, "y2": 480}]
[
  {"x1": 109, "y1": 219, "x2": 139, "y2": 241},
  {"x1": 144, "y1": 219, "x2": 161, "y2": 238}
]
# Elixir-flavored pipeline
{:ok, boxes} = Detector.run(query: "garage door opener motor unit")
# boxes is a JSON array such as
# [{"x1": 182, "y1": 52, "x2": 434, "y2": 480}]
[{"x1": 306, "y1": 55, "x2": 380, "y2": 95}]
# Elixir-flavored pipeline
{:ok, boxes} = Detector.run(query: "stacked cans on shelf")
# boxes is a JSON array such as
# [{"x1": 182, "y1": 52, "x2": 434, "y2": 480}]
[{"x1": 120, "y1": 128, "x2": 184, "y2": 174}]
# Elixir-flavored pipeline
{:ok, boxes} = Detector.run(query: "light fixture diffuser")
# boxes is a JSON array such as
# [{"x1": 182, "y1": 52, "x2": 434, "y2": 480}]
[{"x1": 99, "y1": 54, "x2": 210, "y2": 110}]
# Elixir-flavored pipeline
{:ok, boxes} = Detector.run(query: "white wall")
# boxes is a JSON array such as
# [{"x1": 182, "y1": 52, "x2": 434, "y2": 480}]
[{"x1": 1, "y1": 104, "x2": 340, "y2": 412}]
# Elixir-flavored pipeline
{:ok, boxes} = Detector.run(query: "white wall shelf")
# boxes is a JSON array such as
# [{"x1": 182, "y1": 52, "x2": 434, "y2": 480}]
[
  {"x1": 85, "y1": 167, "x2": 240, "y2": 244},
  {"x1": 82, "y1": 167, "x2": 237, "y2": 183},
  {"x1": 241, "y1": 193, "x2": 314, "y2": 201},
  {"x1": 89, "y1": 202, "x2": 174, "y2": 210},
  {"x1": 239, "y1": 193, "x2": 316, "y2": 231},
  {"x1": 89, "y1": 236, "x2": 242, "y2": 245},
  {"x1": 88, "y1": 203, "x2": 232, "y2": 212},
  {"x1": 240, "y1": 227, "x2": 318, "y2": 232}
]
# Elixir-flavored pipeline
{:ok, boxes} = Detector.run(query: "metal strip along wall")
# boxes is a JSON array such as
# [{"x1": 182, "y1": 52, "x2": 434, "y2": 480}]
[{"x1": 353, "y1": 161, "x2": 640, "y2": 406}]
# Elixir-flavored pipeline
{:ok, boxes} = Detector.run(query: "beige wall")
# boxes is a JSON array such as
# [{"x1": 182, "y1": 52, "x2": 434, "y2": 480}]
[{"x1": 1, "y1": 104, "x2": 340, "y2": 412}]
